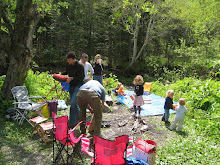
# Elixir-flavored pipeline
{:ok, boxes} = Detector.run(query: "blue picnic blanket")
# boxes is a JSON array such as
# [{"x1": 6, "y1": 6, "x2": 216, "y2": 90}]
[
  {"x1": 115, "y1": 90, "x2": 176, "y2": 116},
  {"x1": 127, "y1": 157, "x2": 149, "y2": 165}
]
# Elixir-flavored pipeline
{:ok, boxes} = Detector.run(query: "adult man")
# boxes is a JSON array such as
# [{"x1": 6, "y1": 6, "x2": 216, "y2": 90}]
[
  {"x1": 77, "y1": 80, "x2": 106, "y2": 137},
  {"x1": 62, "y1": 51, "x2": 84, "y2": 126},
  {"x1": 79, "y1": 53, "x2": 94, "y2": 83}
]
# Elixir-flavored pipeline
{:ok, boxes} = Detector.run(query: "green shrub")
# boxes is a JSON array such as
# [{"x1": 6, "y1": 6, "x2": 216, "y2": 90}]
[
  {"x1": 0, "y1": 76, "x2": 13, "y2": 112},
  {"x1": 103, "y1": 73, "x2": 119, "y2": 91},
  {"x1": 151, "y1": 77, "x2": 220, "y2": 142},
  {"x1": 24, "y1": 70, "x2": 68, "y2": 102},
  {"x1": 24, "y1": 70, "x2": 119, "y2": 102}
]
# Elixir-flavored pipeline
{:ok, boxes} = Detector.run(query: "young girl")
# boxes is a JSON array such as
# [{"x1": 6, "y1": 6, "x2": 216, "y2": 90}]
[
  {"x1": 162, "y1": 90, "x2": 174, "y2": 125},
  {"x1": 133, "y1": 75, "x2": 144, "y2": 118},
  {"x1": 114, "y1": 82, "x2": 123, "y2": 96},
  {"x1": 170, "y1": 98, "x2": 187, "y2": 131}
]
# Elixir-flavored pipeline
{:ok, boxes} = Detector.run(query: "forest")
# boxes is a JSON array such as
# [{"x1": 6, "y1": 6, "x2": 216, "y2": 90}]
[{"x1": 0, "y1": 0, "x2": 219, "y2": 164}]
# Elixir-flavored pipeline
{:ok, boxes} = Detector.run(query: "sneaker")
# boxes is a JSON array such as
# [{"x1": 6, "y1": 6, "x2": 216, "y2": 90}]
[
  {"x1": 165, "y1": 121, "x2": 171, "y2": 126},
  {"x1": 86, "y1": 133, "x2": 93, "y2": 138},
  {"x1": 168, "y1": 127, "x2": 173, "y2": 131},
  {"x1": 68, "y1": 123, "x2": 77, "y2": 128}
]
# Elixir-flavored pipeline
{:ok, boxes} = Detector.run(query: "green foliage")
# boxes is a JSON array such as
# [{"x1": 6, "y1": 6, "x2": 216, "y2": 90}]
[
  {"x1": 112, "y1": 0, "x2": 154, "y2": 29},
  {"x1": 160, "y1": 0, "x2": 220, "y2": 79},
  {"x1": 0, "y1": 75, "x2": 5, "y2": 90},
  {"x1": 24, "y1": 70, "x2": 120, "y2": 102},
  {"x1": 151, "y1": 77, "x2": 220, "y2": 142},
  {"x1": 0, "y1": 76, "x2": 13, "y2": 112},
  {"x1": 0, "y1": 70, "x2": 119, "y2": 111},
  {"x1": 24, "y1": 70, "x2": 67, "y2": 102},
  {"x1": 209, "y1": 58, "x2": 220, "y2": 77},
  {"x1": 103, "y1": 73, "x2": 119, "y2": 91}
]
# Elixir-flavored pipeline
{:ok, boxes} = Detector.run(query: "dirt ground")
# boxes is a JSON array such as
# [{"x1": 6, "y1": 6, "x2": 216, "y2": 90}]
[
  {"x1": 95, "y1": 101, "x2": 177, "y2": 147},
  {"x1": 1, "y1": 94, "x2": 179, "y2": 165}
]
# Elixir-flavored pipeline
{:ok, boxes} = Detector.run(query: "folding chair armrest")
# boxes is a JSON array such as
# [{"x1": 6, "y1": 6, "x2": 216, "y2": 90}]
[
  {"x1": 12, "y1": 101, "x2": 32, "y2": 104},
  {"x1": 81, "y1": 137, "x2": 94, "y2": 157},
  {"x1": 127, "y1": 136, "x2": 134, "y2": 157},
  {"x1": 69, "y1": 121, "x2": 91, "y2": 133}
]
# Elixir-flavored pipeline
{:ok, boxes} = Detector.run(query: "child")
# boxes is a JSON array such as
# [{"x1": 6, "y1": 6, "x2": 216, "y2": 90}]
[
  {"x1": 162, "y1": 90, "x2": 174, "y2": 125},
  {"x1": 133, "y1": 75, "x2": 144, "y2": 118},
  {"x1": 170, "y1": 98, "x2": 187, "y2": 131},
  {"x1": 114, "y1": 82, "x2": 122, "y2": 96}
]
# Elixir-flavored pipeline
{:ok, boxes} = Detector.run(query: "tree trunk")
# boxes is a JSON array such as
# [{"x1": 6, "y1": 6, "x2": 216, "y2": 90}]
[
  {"x1": 126, "y1": 16, "x2": 154, "y2": 70},
  {"x1": 0, "y1": 0, "x2": 41, "y2": 100},
  {"x1": 1, "y1": 53, "x2": 32, "y2": 99}
]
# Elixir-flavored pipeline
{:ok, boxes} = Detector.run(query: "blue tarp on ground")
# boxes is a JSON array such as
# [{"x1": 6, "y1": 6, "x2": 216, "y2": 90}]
[{"x1": 115, "y1": 90, "x2": 176, "y2": 116}]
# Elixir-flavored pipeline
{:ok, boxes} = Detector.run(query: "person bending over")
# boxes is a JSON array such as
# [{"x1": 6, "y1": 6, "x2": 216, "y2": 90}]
[{"x1": 77, "y1": 80, "x2": 106, "y2": 137}]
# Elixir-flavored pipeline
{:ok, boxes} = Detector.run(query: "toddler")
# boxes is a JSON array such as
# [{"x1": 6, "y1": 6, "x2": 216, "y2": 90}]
[
  {"x1": 170, "y1": 98, "x2": 187, "y2": 131},
  {"x1": 114, "y1": 82, "x2": 125, "y2": 96},
  {"x1": 162, "y1": 90, "x2": 174, "y2": 125},
  {"x1": 133, "y1": 75, "x2": 144, "y2": 118}
]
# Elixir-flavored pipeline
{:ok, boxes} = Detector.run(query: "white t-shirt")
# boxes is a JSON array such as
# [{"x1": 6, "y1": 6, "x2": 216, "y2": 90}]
[
  {"x1": 79, "y1": 60, "x2": 94, "y2": 80},
  {"x1": 175, "y1": 105, "x2": 187, "y2": 121}
]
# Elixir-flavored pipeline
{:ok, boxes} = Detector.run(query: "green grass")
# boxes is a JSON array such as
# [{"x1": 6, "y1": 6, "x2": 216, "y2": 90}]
[
  {"x1": 1, "y1": 111, "x2": 219, "y2": 164},
  {"x1": 1, "y1": 71, "x2": 220, "y2": 164},
  {"x1": 157, "y1": 134, "x2": 219, "y2": 164}
]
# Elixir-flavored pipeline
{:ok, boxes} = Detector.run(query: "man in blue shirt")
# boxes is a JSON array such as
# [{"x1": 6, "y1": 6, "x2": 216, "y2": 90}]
[{"x1": 77, "y1": 80, "x2": 106, "y2": 137}]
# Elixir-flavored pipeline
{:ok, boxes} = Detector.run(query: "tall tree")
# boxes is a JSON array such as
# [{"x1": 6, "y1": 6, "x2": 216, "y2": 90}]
[
  {"x1": 112, "y1": 0, "x2": 158, "y2": 69},
  {"x1": 0, "y1": 0, "x2": 67, "y2": 99}
]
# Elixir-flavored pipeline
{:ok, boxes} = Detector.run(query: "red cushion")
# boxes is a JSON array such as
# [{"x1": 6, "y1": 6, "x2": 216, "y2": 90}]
[{"x1": 53, "y1": 74, "x2": 68, "y2": 82}]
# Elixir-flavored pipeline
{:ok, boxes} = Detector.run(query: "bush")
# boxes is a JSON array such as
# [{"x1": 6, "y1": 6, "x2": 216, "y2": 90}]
[
  {"x1": 0, "y1": 76, "x2": 13, "y2": 113},
  {"x1": 24, "y1": 70, "x2": 67, "y2": 101},
  {"x1": 151, "y1": 77, "x2": 220, "y2": 142},
  {"x1": 103, "y1": 73, "x2": 119, "y2": 91}
]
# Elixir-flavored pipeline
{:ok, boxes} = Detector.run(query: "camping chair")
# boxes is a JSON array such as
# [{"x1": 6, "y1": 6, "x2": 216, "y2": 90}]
[
  {"x1": 11, "y1": 86, "x2": 46, "y2": 126},
  {"x1": 81, "y1": 135, "x2": 133, "y2": 165},
  {"x1": 29, "y1": 113, "x2": 56, "y2": 144},
  {"x1": 143, "y1": 82, "x2": 152, "y2": 95},
  {"x1": 53, "y1": 115, "x2": 91, "y2": 164},
  {"x1": 143, "y1": 82, "x2": 152, "y2": 104}
]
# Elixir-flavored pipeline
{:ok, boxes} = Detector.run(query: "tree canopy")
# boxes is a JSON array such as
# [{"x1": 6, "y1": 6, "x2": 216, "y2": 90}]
[{"x1": 0, "y1": 0, "x2": 219, "y2": 98}]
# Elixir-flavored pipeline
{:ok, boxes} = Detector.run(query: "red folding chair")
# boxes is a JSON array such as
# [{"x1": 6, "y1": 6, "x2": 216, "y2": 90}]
[
  {"x1": 82, "y1": 135, "x2": 133, "y2": 165},
  {"x1": 53, "y1": 115, "x2": 91, "y2": 164}
]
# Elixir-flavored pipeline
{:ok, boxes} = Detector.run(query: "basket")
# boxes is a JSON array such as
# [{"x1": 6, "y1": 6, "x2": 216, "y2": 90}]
[{"x1": 133, "y1": 138, "x2": 157, "y2": 165}]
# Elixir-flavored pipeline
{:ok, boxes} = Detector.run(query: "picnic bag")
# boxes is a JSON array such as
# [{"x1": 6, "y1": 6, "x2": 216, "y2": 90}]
[
  {"x1": 41, "y1": 104, "x2": 50, "y2": 118},
  {"x1": 37, "y1": 101, "x2": 49, "y2": 118},
  {"x1": 133, "y1": 138, "x2": 157, "y2": 165},
  {"x1": 47, "y1": 100, "x2": 58, "y2": 118}
]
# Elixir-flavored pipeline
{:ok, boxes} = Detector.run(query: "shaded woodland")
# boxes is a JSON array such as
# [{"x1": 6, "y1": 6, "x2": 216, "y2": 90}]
[
  {"x1": 0, "y1": 0, "x2": 219, "y2": 99},
  {"x1": 0, "y1": 1, "x2": 219, "y2": 164}
]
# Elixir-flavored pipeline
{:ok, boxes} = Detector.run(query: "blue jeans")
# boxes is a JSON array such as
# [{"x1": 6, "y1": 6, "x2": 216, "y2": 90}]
[
  {"x1": 69, "y1": 85, "x2": 81, "y2": 124},
  {"x1": 163, "y1": 109, "x2": 170, "y2": 121},
  {"x1": 93, "y1": 75, "x2": 103, "y2": 85}
]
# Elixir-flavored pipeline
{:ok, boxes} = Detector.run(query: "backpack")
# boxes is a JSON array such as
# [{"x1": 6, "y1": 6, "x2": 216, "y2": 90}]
[{"x1": 6, "y1": 108, "x2": 17, "y2": 121}]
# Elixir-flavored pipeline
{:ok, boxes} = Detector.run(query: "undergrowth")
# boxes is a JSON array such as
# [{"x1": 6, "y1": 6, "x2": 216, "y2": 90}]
[
  {"x1": 151, "y1": 78, "x2": 220, "y2": 164},
  {"x1": 0, "y1": 71, "x2": 219, "y2": 164},
  {"x1": 151, "y1": 77, "x2": 220, "y2": 143}
]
